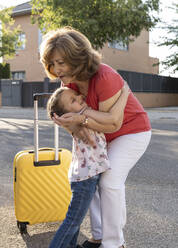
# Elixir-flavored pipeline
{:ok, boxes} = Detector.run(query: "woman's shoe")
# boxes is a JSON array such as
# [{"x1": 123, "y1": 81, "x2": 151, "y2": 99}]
[
  {"x1": 81, "y1": 240, "x2": 101, "y2": 248},
  {"x1": 81, "y1": 240, "x2": 126, "y2": 248}
]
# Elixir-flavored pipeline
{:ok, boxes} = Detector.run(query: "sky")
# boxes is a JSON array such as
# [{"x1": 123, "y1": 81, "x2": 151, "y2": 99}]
[{"x1": 0, "y1": 0, "x2": 177, "y2": 77}]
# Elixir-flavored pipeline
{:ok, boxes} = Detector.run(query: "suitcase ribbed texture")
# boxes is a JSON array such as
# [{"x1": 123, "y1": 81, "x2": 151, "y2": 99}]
[{"x1": 14, "y1": 148, "x2": 72, "y2": 225}]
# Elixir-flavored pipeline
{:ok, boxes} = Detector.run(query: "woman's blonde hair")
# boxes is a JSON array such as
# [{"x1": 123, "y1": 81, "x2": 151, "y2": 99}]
[{"x1": 40, "y1": 27, "x2": 101, "y2": 81}]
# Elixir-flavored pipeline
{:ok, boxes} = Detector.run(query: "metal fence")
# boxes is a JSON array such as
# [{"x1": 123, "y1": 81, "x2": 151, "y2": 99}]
[
  {"x1": 118, "y1": 70, "x2": 178, "y2": 93},
  {"x1": 22, "y1": 79, "x2": 61, "y2": 107},
  {"x1": 1, "y1": 79, "x2": 22, "y2": 106},
  {"x1": 0, "y1": 78, "x2": 60, "y2": 107},
  {"x1": 0, "y1": 71, "x2": 178, "y2": 107}
]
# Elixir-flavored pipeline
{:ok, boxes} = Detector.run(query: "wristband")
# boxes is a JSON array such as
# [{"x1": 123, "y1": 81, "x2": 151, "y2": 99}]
[{"x1": 81, "y1": 116, "x2": 89, "y2": 126}]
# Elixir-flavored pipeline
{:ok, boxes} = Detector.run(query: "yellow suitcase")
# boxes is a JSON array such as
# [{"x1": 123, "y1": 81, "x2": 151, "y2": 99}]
[{"x1": 13, "y1": 93, "x2": 72, "y2": 234}]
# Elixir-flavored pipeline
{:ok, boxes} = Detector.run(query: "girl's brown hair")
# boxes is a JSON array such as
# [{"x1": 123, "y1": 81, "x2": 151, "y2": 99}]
[
  {"x1": 47, "y1": 87, "x2": 68, "y2": 119},
  {"x1": 40, "y1": 27, "x2": 101, "y2": 81}
]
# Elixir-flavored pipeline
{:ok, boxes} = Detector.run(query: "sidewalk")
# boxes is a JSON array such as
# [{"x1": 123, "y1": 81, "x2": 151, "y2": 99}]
[{"x1": 146, "y1": 106, "x2": 178, "y2": 120}]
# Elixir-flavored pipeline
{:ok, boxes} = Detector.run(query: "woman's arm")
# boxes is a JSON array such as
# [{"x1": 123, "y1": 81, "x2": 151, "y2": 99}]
[
  {"x1": 83, "y1": 84, "x2": 130, "y2": 126},
  {"x1": 81, "y1": 116, "x2": 120, "y2": 133},
  {"x1": 52, "y1": 114, "x2": 96, "y2": 146},
  {"x1": 59, "y1": 84, "x2": 130, "y2": 133},
  {"x1": 54, "y1": 112, "x2": 120, "y2": 134}
]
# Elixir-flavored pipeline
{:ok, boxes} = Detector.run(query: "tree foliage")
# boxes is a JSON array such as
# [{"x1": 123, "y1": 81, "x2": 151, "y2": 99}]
[
  {"x1": 158, "y1": 3, "x2": 178, "y2": 74},
  {"x1": 31, "y1": 0, "x2": 160, "y2": 49},
  {"x1": 0, "y1": 63, "x2": 10, "y2": 79},
  {"x1": 0, "y1": 7, "x2": 21, "y2": 59}
]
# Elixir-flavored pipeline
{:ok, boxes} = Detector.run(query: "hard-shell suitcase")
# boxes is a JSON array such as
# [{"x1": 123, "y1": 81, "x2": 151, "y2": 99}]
[{"x1": 13, "y1": 93, "x2": 72, "y2": 234}]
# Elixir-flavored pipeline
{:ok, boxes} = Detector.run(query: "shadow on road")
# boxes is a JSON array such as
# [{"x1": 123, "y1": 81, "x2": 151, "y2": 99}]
[
  {"x1": 21, "y1": 230, "x2": 88, "y2": 248},
  {"x1": 21, "y1": 231, "x2": 55, "y2": 248}
]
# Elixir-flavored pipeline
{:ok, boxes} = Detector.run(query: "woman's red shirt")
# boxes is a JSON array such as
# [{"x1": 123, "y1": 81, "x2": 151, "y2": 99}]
[{"x1": 67, "y1": 64, "x2": 151, "y2": 142}]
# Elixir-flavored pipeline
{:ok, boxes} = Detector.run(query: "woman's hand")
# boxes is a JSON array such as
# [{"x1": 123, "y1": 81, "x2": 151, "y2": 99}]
[
  {"x1": 52, "y1": 113, "x2": 96, "y2": 147},
  {"x1": 55, "y1": 112, "x2": 83, "y2": 126}
]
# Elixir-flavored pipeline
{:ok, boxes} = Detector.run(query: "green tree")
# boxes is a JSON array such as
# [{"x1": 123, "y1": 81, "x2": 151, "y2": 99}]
[
  {"x1": 158, "y1": 3, "x2": 178, "y2": 74},
  {"x1": 31, "y1": 0, "x2": 160, "y2": 49},
  {"x1": 0, "y1": 7, "x2": 21, "y2": 59},
  {"x1": 0, "y1": 63, "x2": 10, "y2": 79}
]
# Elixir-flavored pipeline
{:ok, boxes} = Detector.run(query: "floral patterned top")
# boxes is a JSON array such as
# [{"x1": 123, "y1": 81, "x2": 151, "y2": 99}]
[{"x1": 68, "y1": 130, "x2": 110, "y2": 182}]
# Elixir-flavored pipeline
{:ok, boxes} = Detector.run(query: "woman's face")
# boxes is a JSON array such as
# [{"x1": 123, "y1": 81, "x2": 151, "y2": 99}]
[
  {"x1": 49, "y1": 50, "x2": 74, "y2": 85},
  {"x1": 61, "y1": 89, "x2": 87, "y2": 113}
]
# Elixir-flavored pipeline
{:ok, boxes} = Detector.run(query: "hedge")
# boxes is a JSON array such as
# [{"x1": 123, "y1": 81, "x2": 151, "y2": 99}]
[{"x1": 0, "y1": 63, "x2": 10, "y2": 79}]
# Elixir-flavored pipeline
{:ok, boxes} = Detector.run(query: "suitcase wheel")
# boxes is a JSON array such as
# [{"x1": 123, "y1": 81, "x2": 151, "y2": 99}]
[{"x1": 17, "y1": 221, "x2": 28, "y2": 234}]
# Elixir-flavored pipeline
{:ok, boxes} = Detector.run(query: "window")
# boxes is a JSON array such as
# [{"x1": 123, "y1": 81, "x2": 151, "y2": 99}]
[
  {"x1": 38, "y1": 28, "x2": 46, "y2": 50},
  {"x1": 38, "y1": 29, "x2": 43, "y2": 50},
  {"x1": 12, "y1": 71, "x2": 26, "y2": 80},
  {"x1": 108, "y1": 40, "x2": 128, "y2": 51},
  {"x1": 16, "y1": 33, "x2": 26, "y2": 50}
]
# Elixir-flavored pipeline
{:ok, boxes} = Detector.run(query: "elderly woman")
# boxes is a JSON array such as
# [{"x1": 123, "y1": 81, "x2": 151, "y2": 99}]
[{"x1": 40, "y1": 27, "x2": 151, "y2": 248}]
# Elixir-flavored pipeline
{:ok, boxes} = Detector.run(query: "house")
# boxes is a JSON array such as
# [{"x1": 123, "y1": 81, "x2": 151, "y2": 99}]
[{"x1": 6, "y1": 1, "x2": 159, "y2": 81}]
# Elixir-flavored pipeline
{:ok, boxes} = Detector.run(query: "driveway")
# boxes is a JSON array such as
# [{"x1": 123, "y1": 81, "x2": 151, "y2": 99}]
[{"x1": 0, "y1": 107, "x2": 178, "y2": 248}]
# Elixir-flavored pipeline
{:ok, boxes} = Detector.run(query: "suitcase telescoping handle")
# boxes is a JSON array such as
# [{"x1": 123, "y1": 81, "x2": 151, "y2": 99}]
[{"x1": 33, "y1": 93, "x2": 60, "y2": 166}]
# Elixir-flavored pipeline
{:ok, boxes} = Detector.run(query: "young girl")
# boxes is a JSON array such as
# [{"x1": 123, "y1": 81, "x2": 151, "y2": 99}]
[{"x1": 47, "y1": 86, "x2": 130, "y2": 248}]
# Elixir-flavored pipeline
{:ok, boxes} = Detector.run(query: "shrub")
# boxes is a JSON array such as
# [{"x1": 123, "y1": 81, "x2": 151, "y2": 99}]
[{"x1": 0, "y1": 63, "x2": 10, "y2": 79}]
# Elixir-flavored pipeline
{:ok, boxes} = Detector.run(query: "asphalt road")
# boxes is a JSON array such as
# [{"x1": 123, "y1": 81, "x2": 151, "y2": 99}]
[{"x1": 0, "y1": 107, "x2": 178, "y2": 248}]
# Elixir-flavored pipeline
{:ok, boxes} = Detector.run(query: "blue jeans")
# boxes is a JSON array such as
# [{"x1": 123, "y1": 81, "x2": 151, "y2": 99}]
[{"x1": 49, "y1": 175, "x2": 100, "y2": 248}]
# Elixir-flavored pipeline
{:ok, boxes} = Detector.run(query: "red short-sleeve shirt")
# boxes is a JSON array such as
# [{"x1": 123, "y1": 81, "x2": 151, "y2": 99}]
[{"x1": 67, "y1": 64, "x2": 151, "y2": 142}]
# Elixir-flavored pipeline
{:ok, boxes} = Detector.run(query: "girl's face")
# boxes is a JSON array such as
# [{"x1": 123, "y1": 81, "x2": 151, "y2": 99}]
[
  {"x1": 49, "y1": 50, "x2": 74, "y2": 85},
  {"x1": 61, "y1": 89, "x2": 87, "y2": 113}
]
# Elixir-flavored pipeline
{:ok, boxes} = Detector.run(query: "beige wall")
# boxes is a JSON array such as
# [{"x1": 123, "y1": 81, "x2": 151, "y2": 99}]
[
  {"x1": 134, "y1": 92, "x2": 178, "y2": 107},
  {"x1": 101, "y1": 30, "x2": 159, "y2": 74},
  {"x1": 6, "y1": 15, "x2": 47, "y2": 81},
  {"x1": 6, "y1": 14, "x2": 159, "y2": 81}
]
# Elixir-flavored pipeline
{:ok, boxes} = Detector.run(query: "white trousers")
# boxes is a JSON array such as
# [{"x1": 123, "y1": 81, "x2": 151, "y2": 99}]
[{"x1": 89, "y1": 131, "x2": 151, "y2": 248}]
